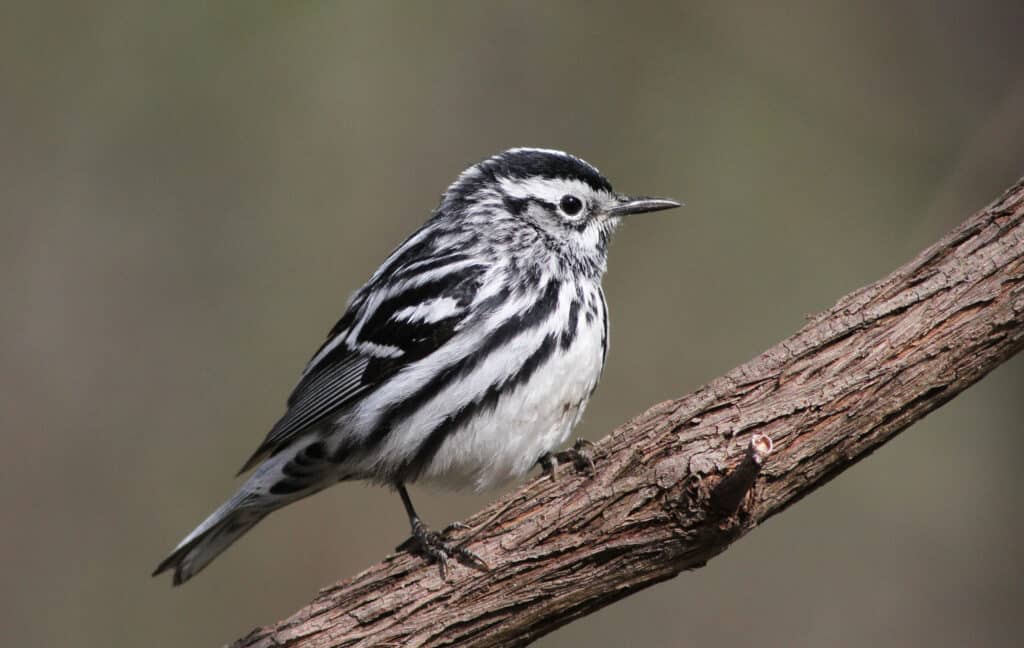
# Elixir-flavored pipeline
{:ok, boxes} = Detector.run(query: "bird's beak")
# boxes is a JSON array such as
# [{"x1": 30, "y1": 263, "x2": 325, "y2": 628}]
[{"x1": 607, "y1": 195, "x2": 682, "y2": 217}]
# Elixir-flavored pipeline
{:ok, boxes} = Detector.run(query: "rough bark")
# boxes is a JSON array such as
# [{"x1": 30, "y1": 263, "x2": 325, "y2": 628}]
[{"x1": 233, "y1": 177, "x2": 1024, "y2": 648}]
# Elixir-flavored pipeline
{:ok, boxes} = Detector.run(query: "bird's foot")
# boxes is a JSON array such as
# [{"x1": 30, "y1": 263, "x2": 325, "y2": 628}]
[
  {"x1": 539, "y1": 438, "x2": 596, "y2": 480},
  {"x1": 397, "y1": 519, "x2": 489, "y2": 580}
]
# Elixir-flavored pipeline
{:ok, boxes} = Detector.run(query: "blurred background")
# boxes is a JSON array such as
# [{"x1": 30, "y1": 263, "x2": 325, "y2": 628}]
[{"x1": 3, "y1": 1, "x2": 1023, "y2": 646}]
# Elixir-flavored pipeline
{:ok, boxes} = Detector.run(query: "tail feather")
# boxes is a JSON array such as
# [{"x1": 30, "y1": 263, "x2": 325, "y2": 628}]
[
  {"x1": 153, "y1": 502, "x2": 266, "y2": 586},
  {"x1": 154, "y1": 439, "x2": 337, "y2": 585}
]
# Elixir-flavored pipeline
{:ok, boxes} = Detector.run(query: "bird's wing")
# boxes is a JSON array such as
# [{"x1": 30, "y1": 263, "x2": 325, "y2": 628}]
[{"x1": 237, "y1": 249, "x2": 486, "y2": 474}]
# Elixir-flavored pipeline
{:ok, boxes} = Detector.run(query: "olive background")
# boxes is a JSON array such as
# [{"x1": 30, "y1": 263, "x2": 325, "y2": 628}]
[{"x1": 3, "y1": 2, "x2": 1024, "y2": 647}]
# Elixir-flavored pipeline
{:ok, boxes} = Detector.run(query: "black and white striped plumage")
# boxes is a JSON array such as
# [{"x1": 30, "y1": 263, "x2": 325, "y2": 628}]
[{"x1": 154, "y1": 148, "x2": 679, "y2": 584}]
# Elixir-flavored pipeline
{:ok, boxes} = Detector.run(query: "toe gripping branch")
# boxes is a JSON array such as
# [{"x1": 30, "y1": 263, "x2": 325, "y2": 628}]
[
  {"x1": 397, "y1": 521, "x2": 489, "y2": 581},
  {"x1": 539, "y1": 438, "x2": 596, "y2": 481},
  {"x1": 710, "y1": 433, "x2": 774, "y2": 517}
]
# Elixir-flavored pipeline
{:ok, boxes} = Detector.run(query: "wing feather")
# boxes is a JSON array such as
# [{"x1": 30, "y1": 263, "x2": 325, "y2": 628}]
[{"x1": 237, "y1": 243, "x2": 485, "y2": 474}]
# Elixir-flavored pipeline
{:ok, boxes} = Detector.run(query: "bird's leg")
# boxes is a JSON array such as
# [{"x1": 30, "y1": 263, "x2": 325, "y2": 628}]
[
  {"x1": 538, "y1": 438, "x2": 596, "y2": 480},
  {"x1": 394, "y1": 483, "x2": 489, "y2": 580}
]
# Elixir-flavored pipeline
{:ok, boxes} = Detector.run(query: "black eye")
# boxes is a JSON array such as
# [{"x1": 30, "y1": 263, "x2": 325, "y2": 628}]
[{"x1": 559, "y1": 194, "x2": 583, "y2": 216}]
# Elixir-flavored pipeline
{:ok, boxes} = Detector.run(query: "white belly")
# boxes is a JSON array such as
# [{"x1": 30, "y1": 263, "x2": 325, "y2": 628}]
[{"x1": 420, "y1": 300, "x2": 606, "y2": 491}]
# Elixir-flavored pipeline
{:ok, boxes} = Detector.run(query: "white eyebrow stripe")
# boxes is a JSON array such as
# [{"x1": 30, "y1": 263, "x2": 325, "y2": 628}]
[{"x1": 497, "y1": 176, "x2": 601, "y2": 205}]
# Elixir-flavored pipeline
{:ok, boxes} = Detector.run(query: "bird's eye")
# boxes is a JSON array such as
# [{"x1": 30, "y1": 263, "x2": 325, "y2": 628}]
[{"x1": 559, "y1": 194, "x2": 583, "y2": 216}]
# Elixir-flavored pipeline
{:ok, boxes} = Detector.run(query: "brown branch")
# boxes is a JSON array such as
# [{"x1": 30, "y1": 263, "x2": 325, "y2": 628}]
[{"x1": 233, "y1": 177, "x2": 1024, "y2": 648}]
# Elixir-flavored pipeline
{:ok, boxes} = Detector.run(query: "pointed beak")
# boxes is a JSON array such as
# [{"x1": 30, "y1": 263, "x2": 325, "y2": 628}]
[{"x1": 607, "y1": 195, "x2": 682, "y2": 217}]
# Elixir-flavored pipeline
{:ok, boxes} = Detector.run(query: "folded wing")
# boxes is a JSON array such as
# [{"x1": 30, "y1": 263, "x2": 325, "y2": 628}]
[{"x1": 237, "y1": 246, "x2": 486, "y2": 474}]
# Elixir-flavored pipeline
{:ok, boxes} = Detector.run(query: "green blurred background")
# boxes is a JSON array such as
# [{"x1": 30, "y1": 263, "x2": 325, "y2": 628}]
[{"x1": 3, "y1": 2, "x2": 1023, "y2": 646}]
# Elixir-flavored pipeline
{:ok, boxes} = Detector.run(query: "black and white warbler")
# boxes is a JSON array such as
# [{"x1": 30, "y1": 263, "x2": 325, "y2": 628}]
[{"x1": 153, "y1": 148, "x2": 679, "y2": 584}]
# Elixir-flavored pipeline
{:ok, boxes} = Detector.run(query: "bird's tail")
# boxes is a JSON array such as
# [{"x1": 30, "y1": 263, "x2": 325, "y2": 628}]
[
  {"x1": 152, "y1": 493, "x2": 268, "y2": 586},
  {"x1": 154, "y1": 438, "x2": 338, "y2": 585}
]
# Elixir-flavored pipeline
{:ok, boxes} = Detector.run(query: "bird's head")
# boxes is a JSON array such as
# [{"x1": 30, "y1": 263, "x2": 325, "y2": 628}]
[{"x1": 438, "y1": 148, "x2": 680, "y2": 276}]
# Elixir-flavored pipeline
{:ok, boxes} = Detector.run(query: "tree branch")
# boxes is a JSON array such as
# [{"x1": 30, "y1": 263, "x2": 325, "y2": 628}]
[{"x1": 233, "y1": 177, "x2": 1024, "y2": 648}]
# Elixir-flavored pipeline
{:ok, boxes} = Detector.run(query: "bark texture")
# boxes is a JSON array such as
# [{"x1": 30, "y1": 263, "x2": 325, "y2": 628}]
[{"x1": 234, "y1": 177, "x2": 1024, "y2": 648}]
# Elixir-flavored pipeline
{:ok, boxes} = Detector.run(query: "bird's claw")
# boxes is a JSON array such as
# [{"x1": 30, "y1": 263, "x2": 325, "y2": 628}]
[
  {"x1": 397, "y1": 520, "x2": 489, "y2": 580},
  {"x1": 441, "y1": 521, "x2": 471, "y2": 534},
  {"x1": 539, "y1": 438, "x2": 596, "y2": 480}
]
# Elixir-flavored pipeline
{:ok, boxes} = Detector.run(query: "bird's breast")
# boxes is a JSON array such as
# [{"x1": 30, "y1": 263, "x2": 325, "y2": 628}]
[{"x1": 417, "y1": 283, "x2": 609, "y2": 491}]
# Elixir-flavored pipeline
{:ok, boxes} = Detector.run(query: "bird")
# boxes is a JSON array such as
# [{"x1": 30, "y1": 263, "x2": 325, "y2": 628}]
[{"x1": 153, "y1": 147, "x2": 680, "y2": 585}]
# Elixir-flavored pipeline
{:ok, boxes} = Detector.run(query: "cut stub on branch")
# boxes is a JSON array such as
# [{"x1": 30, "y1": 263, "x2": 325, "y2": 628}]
[{"x1": 711, "y1": 433, "x2": 774, "y2": 517}]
